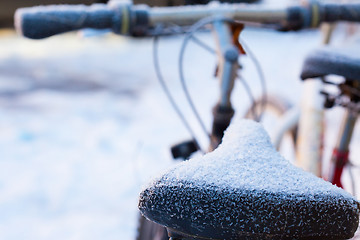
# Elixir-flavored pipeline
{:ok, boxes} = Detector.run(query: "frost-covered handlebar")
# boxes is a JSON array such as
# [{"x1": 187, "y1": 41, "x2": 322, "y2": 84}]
[
  {"x1": 14, "y1": 3, "x2": 146, "y2": 39},
  {"x1": 15, "y1": 1, "x2": 360, "y2": 39}
]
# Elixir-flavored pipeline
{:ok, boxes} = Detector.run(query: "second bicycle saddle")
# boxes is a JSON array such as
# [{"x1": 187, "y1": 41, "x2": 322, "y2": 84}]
[
  {"x1": 139, "y1": 120, "x2": 360, "y2": 239},
  {"x1": 301, "y1": 45, "x2": 360, "y2": 81}
]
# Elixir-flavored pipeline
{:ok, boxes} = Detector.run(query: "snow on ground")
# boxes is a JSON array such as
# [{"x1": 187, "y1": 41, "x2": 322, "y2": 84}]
[{"x1": 0, "y1": 7, "x2": 360, "y2": 240}]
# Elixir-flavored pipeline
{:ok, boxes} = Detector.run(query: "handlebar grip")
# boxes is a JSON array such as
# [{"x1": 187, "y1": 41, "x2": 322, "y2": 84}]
[
  {"x1": 15, "y1": 4, "x2": 131, "y2": 39},
  {"x1": 285, "y1": 3, "x2": 360, "y2": 31},
  {"x1": 322, "y1": 3, "x2": 360, "y2": 23}
]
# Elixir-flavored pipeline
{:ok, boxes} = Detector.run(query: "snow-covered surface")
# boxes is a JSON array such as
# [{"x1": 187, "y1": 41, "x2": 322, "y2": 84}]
[
  {"x1": 0, "y1": 7, "x2": 360, "y2": 240},
  {"x1": 139, "y1": 119, "x2": 359, "y2": 238},
  {"x1": 145, "y1": 119, "x2": 356, "y2": 197}
]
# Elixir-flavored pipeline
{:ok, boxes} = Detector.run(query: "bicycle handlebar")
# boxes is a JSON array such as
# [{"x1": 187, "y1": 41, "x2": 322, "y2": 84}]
[
  {"x1": 15, "y1": 2, "x2": 360, "y2": 39},
  {"x1": 321, "y1": 4, "x2": 360, "y2": 23}
]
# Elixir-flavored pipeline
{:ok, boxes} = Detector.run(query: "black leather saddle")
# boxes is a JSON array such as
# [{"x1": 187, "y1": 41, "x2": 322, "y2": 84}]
[
  {"x1": 301, "y1": 46, "x2": 360, "y2": 81},
  {"x1": 139, "y1": 120, "x2": 360, "y2": 239}
]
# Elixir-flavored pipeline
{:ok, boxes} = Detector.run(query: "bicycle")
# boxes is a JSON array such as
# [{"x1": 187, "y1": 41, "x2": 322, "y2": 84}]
[
  {"x1": 246, "y1": 23, "x2": 360, "y2": 197},
  {"x1": 14, "y1": 0, "x2": 360, "y2": 239}
]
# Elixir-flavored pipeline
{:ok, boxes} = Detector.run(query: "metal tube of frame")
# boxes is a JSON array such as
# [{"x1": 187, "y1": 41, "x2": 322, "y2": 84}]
[
  {"x1": 335, "y1": 109, "x2": 357, "y2": 152},
  {"x1": 296, "y1": 79, "x2": 325, "y2": 177},
  {"x1": 327, "y1": 109, "x2": 357, "y2": 187},
  {"x1": 146, "y1": 4, "x2": 287, "y2": 27},
  {"x1": 212, "y1": 19, "x2": 239, "y2": 108}
]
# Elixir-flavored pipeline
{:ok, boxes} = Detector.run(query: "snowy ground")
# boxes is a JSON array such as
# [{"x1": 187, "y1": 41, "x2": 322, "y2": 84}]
[{"x1": 0, "y1": 3, "x2": 360, "y2": 239}]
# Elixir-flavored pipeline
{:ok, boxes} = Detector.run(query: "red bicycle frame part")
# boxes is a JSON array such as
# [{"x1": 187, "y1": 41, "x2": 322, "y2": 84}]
[{"x1": 329, "y1": 149, "x2": 349, "y2": 188}]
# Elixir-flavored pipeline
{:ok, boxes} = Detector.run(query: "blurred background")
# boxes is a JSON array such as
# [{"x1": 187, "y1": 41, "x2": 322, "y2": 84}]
[{"x1": 0, "y1": 0, "x2": 359, "y2": 240}]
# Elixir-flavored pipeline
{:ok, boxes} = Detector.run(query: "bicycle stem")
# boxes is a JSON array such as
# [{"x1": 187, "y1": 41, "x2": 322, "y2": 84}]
[
  {"x1": 213, "y1": 20, "x2": 238, "y2": 109},
  {"x1": 209, "y1": 19, "x2": 238, "y2": 150}
]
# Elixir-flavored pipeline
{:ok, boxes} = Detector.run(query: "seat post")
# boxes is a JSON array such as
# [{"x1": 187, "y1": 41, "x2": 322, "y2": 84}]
[
  {"x1": 325, "y1": 78, "x2": 359, "y2": 189},
  {"x1": 327, "y1": 105, "x2": 358, "y2": 188}
]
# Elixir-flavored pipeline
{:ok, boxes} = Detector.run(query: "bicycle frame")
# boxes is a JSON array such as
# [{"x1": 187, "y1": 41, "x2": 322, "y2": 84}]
[
  {"x1": 296, "y1": 23, "x2": 334, "y2": 178},
  {"x1": 267, "y1": 24, "x2": 359, "y2": 196},
  {"x1": 296, "y1": 79, "x2": 325, "y2": 177},
  {"x1": 328, "y1": 109, "x2": 357, "y2": 189}
]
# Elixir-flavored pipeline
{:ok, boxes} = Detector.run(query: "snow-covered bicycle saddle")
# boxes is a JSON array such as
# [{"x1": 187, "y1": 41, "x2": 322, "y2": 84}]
[
  {"x1": 301, "y1": 46, "x2": 360, "y2": 81},
  {"x1": 138, "y1": 120, "x2": 360, "y2": 239}
]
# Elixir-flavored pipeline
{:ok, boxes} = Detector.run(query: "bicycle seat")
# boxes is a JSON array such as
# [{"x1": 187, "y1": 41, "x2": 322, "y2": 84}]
[
  {"x1": 301, "y1": 46, "x2": 360, "y2": 80},
  {"x1": 139, "y1": 120, "x2": 360, "y2": 240}
]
